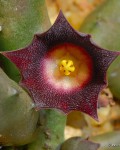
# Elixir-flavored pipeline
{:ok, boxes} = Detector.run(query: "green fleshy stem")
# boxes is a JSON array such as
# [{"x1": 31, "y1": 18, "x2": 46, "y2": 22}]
[
  {"x1": 0, "y1": 68, "x2": 39, "y2": 146},
  {"x1": 80, "y1": 0, "x2": 120, "y2": 100},
  {"x1": 0, "y1": 0, "x2": 50, "y2": 82},
  {"x1": 27, "y1": 110, "x2": 66, "y2": 150}
]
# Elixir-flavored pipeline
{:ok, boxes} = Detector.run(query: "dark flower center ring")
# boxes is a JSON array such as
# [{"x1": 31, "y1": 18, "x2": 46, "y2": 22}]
[{"x1": 43, "y1": 43, "x2": 93, "y2": 91}]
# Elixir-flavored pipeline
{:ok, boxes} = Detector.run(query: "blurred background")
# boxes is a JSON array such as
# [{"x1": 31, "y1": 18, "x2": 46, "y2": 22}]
[{"x1": 46, "y1": 0, "x2": 104, "y2": 29}]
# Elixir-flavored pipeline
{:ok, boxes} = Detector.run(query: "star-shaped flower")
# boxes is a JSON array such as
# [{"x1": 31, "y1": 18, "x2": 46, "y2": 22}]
[{"x1": 1, "y1": 11, "x2": 119, "y2": 120}]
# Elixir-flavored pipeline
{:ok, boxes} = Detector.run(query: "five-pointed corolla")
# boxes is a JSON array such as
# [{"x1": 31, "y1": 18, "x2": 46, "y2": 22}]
[{"x1": 1, "y1": 11, "x2": 119, "y2": 120}]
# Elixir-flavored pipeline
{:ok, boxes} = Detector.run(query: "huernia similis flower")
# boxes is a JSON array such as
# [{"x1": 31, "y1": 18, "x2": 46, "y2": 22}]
[{"x1": 1, "y1": 11, "x2": 119, "y2": 120}]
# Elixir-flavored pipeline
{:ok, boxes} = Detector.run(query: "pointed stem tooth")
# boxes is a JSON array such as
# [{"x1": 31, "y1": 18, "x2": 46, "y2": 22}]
[{"x1": 9, "y1": 87, "x2": 19, "y2": 96}]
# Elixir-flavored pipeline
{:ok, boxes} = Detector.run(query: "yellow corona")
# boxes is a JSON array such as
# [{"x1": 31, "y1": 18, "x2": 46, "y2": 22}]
[{"x1": 60, "y1": 60, "x2": 75, "y2": 75}]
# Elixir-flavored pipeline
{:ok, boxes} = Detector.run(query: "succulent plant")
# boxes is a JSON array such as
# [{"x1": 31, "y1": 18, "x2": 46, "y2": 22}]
[{"x1": 0, "y1": 0, "x2": 120, "y2": 150}]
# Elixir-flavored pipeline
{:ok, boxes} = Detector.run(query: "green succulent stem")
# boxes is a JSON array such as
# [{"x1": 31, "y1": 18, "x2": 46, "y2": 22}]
[
  {"x1": 0, "y1": 68, "x2": 39, "y2": 146},
  {"x1": 27, "y1": 110, "x2": 66, "y2": 150},
  {"x1": 0, "y1": 0, "x2": 50, "y2": 82},
  {"x1": 0, "y1": 0, "x2": 66, "y2": 149}
]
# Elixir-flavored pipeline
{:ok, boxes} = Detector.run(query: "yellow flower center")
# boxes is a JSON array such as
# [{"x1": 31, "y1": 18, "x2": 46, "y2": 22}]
[
  {"x1": 60, "y1": 60, "x2": 75, "y2": 76},
  {"x1": 44, "y1": 43, "x2": 93, "y2": 90}
]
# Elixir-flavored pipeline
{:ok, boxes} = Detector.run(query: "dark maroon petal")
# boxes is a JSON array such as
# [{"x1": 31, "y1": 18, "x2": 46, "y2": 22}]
[{"x1": 1, "y1": 11, "x2": 119, "y2": 120}]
